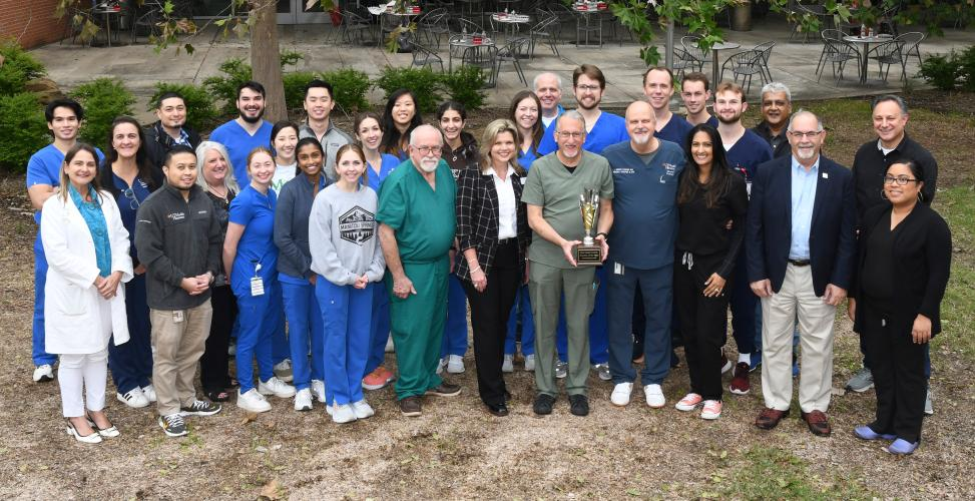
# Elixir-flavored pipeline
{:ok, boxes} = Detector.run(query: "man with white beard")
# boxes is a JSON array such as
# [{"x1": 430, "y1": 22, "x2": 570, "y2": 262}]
[
  {"x1": 601, "y1": 102, "x2": 686, "y2": 409},
  {"x1": 377, "y1": 125, "x2": 462, "y2": 417}
]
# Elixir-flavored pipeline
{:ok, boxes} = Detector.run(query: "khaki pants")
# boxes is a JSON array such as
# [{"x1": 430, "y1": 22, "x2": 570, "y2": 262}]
[
  {"x1": 760, "y1": 264, "x2": 836, "y2": 413},
  {"x1": 150, "y1": 301, "x2": 212, "y2": 416}
]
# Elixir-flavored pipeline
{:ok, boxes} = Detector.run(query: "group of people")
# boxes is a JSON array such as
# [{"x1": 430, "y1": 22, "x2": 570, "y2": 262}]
[{"x1": 26, "y1": 64, "x2": 950, "y2": 456}]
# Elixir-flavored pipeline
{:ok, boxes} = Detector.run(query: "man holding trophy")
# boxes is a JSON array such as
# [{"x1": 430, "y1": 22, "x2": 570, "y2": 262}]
[{"x1": 523, "y1": 111, "x2": 614, "y2": 417}]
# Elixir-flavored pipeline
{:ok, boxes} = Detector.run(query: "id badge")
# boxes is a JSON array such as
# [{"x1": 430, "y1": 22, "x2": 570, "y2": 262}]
[
  {"x1": 746, "y1": 180, "x2": 753, "y2": 199},
  {"x1": 250, "y1": 262, "x2": 265, "y2": 297}
]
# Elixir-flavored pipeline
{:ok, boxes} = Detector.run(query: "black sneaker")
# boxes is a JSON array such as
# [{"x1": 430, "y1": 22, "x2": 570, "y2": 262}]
[
  {"x1": 569, "y1": 394, "x2": 589, "y2": 416},
  {"x1": 400, "y1": 396, "x2": 422, "y2": 417},
  {"x1": 158, "y1": 414, "x2": 188, "y2": 437},
  {"x1": 533, "y1": 394, "x2": 555, "y2": 415},
  {"x1": 180, "y1": 399, "x2": 222, "y2": 417},
  {"x1": 425, "y1": 381, "x2": 462, "y2": 397}
]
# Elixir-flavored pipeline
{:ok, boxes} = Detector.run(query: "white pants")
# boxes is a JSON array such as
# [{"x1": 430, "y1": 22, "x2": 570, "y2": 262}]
[
  {"x1": 58, "y1": 349, "x2": 109, "y2": 418},
  {"x1": 760, "y1": 264, "x2": 836, "y2": 413}
]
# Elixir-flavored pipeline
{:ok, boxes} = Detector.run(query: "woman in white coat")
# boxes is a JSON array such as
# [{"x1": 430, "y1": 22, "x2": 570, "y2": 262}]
[{"x1": 41, "y1": 143, "x2": 133, "y2": 444}]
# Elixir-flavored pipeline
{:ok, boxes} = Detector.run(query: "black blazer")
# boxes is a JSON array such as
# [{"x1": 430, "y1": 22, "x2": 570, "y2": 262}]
[
  {"x1": 851, "y1": 203, "x2": 951, "y2": 336},
  {"x1": 455, "y1": 165, "x2": 530, "y2": 282},
  {"x1": 746, "y1": 155, "x2": 856, "y2": 296}
]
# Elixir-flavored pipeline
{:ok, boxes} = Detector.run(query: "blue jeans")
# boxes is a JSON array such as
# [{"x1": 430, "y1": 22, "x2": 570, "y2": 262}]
[
  {"x1": 505, "y1": 284, "x2": 535, "y2": 356},
  {"x1": 281, "y1": 278, "x2": 324, "y2": 391},
  {"x1": 234, "y1": 282, "x2": 282, "y2": 392},
  {"x1": 108, "y1": 274, "x2": 153, "y2": 393},
  {"x1": 319, "y1": 280, "x2": 373, "y2": 406},
  {"x1": 440, "y1": 274, "x2": 469, "y2": 358},
  {"x1": 32, "y1": 235, "x2": 56, "y2": 366},
  {"x1": 606, "y1": 262, "x2": 673, "y2": 386},
  {"x1": 557, "y1": 266, "x2": 609, "y2": 364}
]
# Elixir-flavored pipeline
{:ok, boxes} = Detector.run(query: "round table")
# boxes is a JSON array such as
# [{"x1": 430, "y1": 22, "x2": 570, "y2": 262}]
[
  {"x1": 710, "y1": 42, "x2": 741, "y2": 85},
  {"x1": 491, "y1": 13, "x2": 531, "y2": 38},
  {"x1": 843, "y1": 34, "x2": 895, "y2": 84},
  {"x1": 448, "y1": 35, "x2": 496, "y2": 71},
  {"x1": 573, "y1": 4, "x2": 609, "y2": 48}
]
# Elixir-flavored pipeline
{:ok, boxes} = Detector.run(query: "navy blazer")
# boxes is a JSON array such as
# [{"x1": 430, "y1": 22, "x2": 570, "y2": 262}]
[{"x1": 746, "y1": 154, "x2": 856, "y2": 296}]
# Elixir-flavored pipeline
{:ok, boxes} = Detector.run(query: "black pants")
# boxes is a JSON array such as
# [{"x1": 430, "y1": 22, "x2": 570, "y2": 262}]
[
  {"x1": 200, "y1": 284, "x2": 237, "y2": 393},
  {"x1": 462, "y1": 240, "x2": 520, "y2": 406},
  {"x1": 674, "y1": 251, "x2": 731, "y2": 401},
  {"x1": 863, "y1": 298, "x2": 927, "y2": 444}
]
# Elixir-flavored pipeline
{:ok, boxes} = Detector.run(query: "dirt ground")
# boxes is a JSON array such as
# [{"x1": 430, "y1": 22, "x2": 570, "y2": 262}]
[{"x1": 1, "y1": 97, "x2": 973, "y2": 500}]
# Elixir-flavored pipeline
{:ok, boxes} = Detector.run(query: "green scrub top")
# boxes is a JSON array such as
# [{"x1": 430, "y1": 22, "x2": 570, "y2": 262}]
[{"x1": 377, "y1": 159, "x2": 457, "y2": 263}]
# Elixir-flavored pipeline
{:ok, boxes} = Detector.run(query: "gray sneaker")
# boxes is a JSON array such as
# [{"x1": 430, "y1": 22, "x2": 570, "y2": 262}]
[
  {"x1": 593, "y1": 363, "x2": 611, "y2": 381},
  {"x1": 846, "y1": 367, "x2": 874, "y2": 393},
  {"x1": 555, "y1": 360, "x2": 568, "y2": 379},
  {"x1": 924, "y1": 390, "x2": 933, "y2": 416}
]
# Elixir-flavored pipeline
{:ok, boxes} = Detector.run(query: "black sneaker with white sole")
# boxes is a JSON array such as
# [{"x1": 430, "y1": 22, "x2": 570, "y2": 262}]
[
  {"x1": 159, "y1": 414, "x2": 188, "y2": 437},
  {"x1": 179, "y1": 399, "x2": 222, "y2": 417}
]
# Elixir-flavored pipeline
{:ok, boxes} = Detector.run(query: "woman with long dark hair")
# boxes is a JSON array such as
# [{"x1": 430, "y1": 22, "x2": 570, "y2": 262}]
[
  {"x1": 672, "y1": 124, "x2": 748, "y2": 421},
  {"x1": 99, "y1": 116, "x2": 162, "y2": 409},
  {"x1": 850, "y1": 159, "x2": 951, "y2": 455},
  {"x1": 379, "y1": 89, "x2": 423, "y2": 160}
]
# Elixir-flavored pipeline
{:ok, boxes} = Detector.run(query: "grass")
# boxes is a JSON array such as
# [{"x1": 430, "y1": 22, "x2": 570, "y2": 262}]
[
  {"x1": 932, "y1": 186, "x2": 975, "y2": 361},
  {"x1": 717, "y1": 446, "x2": 876, "y2": 500}
]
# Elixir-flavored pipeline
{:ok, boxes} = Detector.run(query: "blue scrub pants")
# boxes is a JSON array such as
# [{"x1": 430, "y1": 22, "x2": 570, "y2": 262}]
[
  {"x1": 108, "y1": 274, "x2": 153, "y2": 393},
  {"x1": 440, "y1": 273, "x2": 469, "y2": 358},
  {"x1": 319, "y1": 280, "x2": 374, "y2": 406},
  {"x1": 365, "y1": 283, "x2": 391, "y2": 375},
  {"x1": 730, "y1": 253, "x2": 759, "y2": 355},
  {"x1": 557, "y1": 267, "x2": 609, "y2": 364},
  {"x1": 281, "y1": 278, "x2": 325, "y2": 391},
  {"x1": 32, "y1": 236, "x2": 56, "y2": 366},
  {"x1": 272, "y1": 302, "x2": 288, "y2": 366},
  {"x1": 505, "y1": 284, "x2": 534, "y2": 356},
  {"x1": 606, "y1": 262, "x2": 672, "y2": 386},
  {"x1": 235, "y1": 281, "x2": 282, "y2": 393}
]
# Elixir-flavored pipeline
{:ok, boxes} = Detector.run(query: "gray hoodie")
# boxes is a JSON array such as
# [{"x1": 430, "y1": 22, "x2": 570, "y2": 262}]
[{"x1": 309, "y1": 184, "x2": 385, "y2": 285}]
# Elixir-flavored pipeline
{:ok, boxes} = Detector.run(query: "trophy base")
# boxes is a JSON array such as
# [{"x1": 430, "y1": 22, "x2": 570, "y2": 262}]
[{"x1": 575, "y1": 244, "x2": 602, "y2": 266}]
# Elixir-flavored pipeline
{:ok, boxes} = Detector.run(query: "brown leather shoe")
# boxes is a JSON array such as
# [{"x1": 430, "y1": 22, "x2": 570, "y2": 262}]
[
  {"x1": 399, "y1": 396, "x2": 422, "y2": 417},
  {"x1": 424, "y1": 381, "x2": 461, "y2": 397},
  {"x1": 801, "y1": 410, "x2": 832, "y2": 437},
  {"x1": 755, "y1": 408, "x2": 789, "y2": 430}
]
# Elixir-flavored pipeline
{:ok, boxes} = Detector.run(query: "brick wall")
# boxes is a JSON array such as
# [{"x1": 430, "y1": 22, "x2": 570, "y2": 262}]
[{"x1": 0, "y1": 0, "x2": 67, "y2": 49}]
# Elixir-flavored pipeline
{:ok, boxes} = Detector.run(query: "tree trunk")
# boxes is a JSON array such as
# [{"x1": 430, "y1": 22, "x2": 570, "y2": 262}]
[{"x1": 250, "y1": 0, "x2": 286, "y2": 122}]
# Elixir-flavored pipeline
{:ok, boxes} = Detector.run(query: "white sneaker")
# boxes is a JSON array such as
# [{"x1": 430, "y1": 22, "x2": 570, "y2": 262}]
[
  {"x1": 33, "y1": 364, "x2": 54, "y2": 383},
  {"x1": 524, "y1": 354, "x2": 535, "y2": 371},
  {"x1": 237, "y1": 388, "x2": 271, "y2": 413},
  {"x1": 227, "y1": 341, "x2": 236, "y2": 356},
  {"x1": 611, "y1": 382, "x2": 634, "y2": 407},
  {"x1": 311, "y1": 379, "x2": 326, "y2": 403},
  {"x1": 331, "y1": 403, "x2": 357, "y2": 424},
  {"x1": 117, "y1": 388, "x2": 150, "y2": 408},
  {"x1": 385, "y1": 336, "x2": 395, "y2": 353},
  {"x1": 294, "y1": 388, "x2": 313, "y2": 411},
  {"x1": 447, "y1": 354, "x2": 465, "y2": 374},
  {"x1": 258, "y1": 377, "x2": 296, "y2": 398},
  {"x1": 142, "y1": 384, "x2": 157, "y2": 403},
  {"x1": 502, "y1": 354, "x2": 515, "y2": 373},
  {"x1": 273, "y1": 359, "x2": 294, "y2": 383},
  {"x1": 436, "y1": 357, "x2": 447, "y2": 375},
  {"x1": 644, "y1": 384, "x2": 666, "y2": 408},
  {"x1": 352, "y1": 400, "x2": 375, "y2": 419}
]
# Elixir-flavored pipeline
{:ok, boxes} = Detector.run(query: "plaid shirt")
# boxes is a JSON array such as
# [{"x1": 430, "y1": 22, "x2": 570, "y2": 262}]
[{"x1": 454, "y1": 165, "x2": 530, "y2": 282}]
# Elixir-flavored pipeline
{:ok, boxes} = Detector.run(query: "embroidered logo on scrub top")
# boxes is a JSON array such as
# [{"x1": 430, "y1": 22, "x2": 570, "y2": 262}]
[
  {"x1": 660, "y1": 163, "x2": 678, "y2": 183},
  {"x1": 339, "y1": 206, "x2": 376, "y2": 245},
  {"x1": 613, "y1": 167, "x2": 635, "y2": 175},
  {"x1": 167, "y1": 212, "x2": 186, "y2": 222}
]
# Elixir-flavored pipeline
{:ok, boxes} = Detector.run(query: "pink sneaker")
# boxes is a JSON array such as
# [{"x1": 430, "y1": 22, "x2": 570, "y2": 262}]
[
  {"x1": 675, "y1": 393, "x2": 703, "y2": 412},
  {"x1": 701, "y1": 400, "x2": 722, "y2": 420}
]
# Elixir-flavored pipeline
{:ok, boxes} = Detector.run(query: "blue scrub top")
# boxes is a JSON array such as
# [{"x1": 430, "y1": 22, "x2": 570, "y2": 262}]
[
  {"x1": 726, "y1": 129, "x2": 774, "y2": 182},
  {"x1": 26, "y1": 144, "x2": 105, "y2": 224},
  {"x1": 229, "y1": 185, "x2": 278, "y2": 296},
  {"x1": 655, "y1": 115, "x2": 694, "y2": 152},
  {"x1": 111, "y1": 173, "x2": 153, "y2": 262},
  {"x1": 210, "y1": 120, "x2": 274, "y2": 185},
  {"x1": 518, "y1": 145, "x2": 539, "y2": 171},
  {"x1": 536, "y1": 111, "x2": 630, "y2": 156},
  {"x1": 367, "y1": 153, "x2": 402, "y2": 193}
]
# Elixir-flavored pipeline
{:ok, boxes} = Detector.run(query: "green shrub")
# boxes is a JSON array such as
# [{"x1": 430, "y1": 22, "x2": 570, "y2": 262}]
[
  {"x1": 319, "y1": 68, "x2": 371, "y2": 113},
  {"x1": 0, "y1": 38, "x2": 47, "y2": 97},
  {"x1": 0, "y1": 92, "x2": 50, "y2": 173},
  {"x1": 918, "y1": 51, "x2": 961, "y2": 91},
  {"x1": 957, "y1": 45, "x2": 975, "y2": 92},
  {"x1": 203, "y1": 57, "x2": 252, "y2": 116},
  {"x1": 148, "y1": 82, "x2": 219, "y2": 133},
  {"x1": 283, "y1": 71, "x2": 318, "y2": 111},
  {"x1": 374, "y1": 66, "x2": 443, "y2": 114},
  {"x1": 70, "y1": 78, "x2": 136, "y2": 146},
  {"x1": 440, "y1": 65, "x2": 488, "y2": 112}
]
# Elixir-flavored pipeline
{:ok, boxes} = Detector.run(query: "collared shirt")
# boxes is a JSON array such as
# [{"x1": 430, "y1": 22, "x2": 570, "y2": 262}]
[
  {"x1": 851, "y1": 132, "x2": 938, "y2": 220},
  {"x1": 173, "y1": 128, "x2": 192, "y2": 148},
  {"x1": 752, "y1": 120, "x2": 792, "y2": 159},
  {"x1": 789, "y1": 156, "x2": 819, "y2": 260},
  {"x1": 490, "y1": 166, "x2": 518, "y2": 240}
]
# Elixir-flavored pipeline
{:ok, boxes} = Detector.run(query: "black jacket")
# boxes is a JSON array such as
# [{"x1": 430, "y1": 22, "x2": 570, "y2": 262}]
[
  {"x1": 135, "y1": 184, "x2": 223, "y2": 310},
  {"x1": 752, "y1": 120, "x2": 791, "y2": 159},
  {"x1": 144, "y1": 121, "x2": 202, "y2": 171},
  {"x1": 852, "y1": 203, "x2": 951, "y2": 337},
  {"x1": 851, "y1": 133, "x2": 938, "y2": 221}
]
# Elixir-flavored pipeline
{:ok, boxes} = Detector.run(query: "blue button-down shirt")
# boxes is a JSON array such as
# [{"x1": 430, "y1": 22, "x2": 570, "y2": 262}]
[{"x1": 789, "y1": 156, "x2": 819, "y2": 260}]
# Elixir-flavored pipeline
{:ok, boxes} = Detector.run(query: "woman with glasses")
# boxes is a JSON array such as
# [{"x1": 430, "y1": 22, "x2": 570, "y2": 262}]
[
  {"x1": 850, "y1": 159, "x2": 951, "y2": 455},
  {"x1": 195, "y1": 141, "x2": 241, "y2": 402},
  {"x1": 98, "y1": 116, "x2": 163, "y2": 410}
]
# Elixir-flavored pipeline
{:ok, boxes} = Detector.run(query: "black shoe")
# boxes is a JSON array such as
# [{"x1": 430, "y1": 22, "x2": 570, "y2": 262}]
[
  {"x1": 180, "y1": 399, "x2": 222, "y2": 417},
  {"x1": 486, "y1": 402, "x2": 509, "y2": 417},
  {"x1": 425, "y1": 381, "x2": 462, "y2": 397},
  {"x1": 400, "y1": 396, "x2": 422, "y2": 417},
  {"x1": 569, "y1": 394, "x2": 589, "y2": 416},
  {"x1": 533, "y1": 394, "x2": 555, "y2": 415}
]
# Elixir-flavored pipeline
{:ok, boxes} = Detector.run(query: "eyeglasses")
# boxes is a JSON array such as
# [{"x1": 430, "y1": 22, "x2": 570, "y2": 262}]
[
  {"x1": 575, "y1": 84, "x2": 601, "y2": 92},
  {"x1": 557, "y1": 131, "x2": 584, "y2": 140},
  {"x1": 122, "y1": 188, "x2": 140, "y2": 210},
  {"x1": 412, "y1": 145, "x2": 442, "y2": 156},
  {"x1": 883, "y1": 175, "x2": 918, "y2": 186},
  {"x1": 789, "y1": 130, "x2": 822, "y2": 139}
]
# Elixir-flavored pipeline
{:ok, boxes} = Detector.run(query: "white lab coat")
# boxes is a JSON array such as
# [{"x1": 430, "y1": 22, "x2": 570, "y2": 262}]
[{"x1": 41, "y1": 189, "x2": 134, "y2": 355}]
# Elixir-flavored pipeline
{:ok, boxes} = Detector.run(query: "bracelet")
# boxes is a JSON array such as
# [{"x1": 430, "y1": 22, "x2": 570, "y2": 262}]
[
  {"x1": 596, "y1": 232, "x2": 608, "y2": 240},
  {"x1": 470, "y1": 266, "x2": 482, "y2": 274}
]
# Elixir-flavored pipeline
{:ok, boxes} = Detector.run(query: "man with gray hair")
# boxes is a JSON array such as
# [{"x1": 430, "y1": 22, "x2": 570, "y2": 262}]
[
  {"x1": 747, "y1": 110, "x2": 855, "y2": 437},
  {"x1": 523, "y1": 111, "x2": 614, "y2": 417},
  {"x1": 752, "y1": 82, "x2": 793, "y2": 159},
  {"x1": 377, "y1": 124, "x2": 461, "y2": 417},
  {"x1": 534, "y1": 72, "x2": 565, "y2": 128}
]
